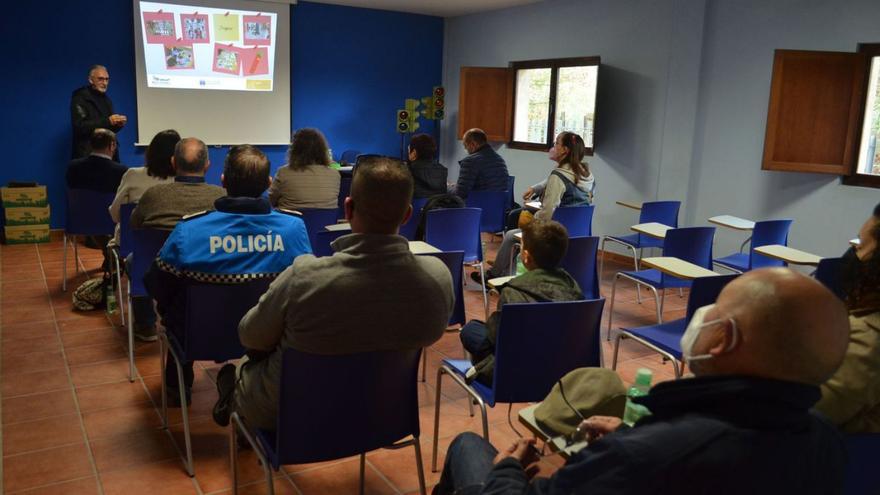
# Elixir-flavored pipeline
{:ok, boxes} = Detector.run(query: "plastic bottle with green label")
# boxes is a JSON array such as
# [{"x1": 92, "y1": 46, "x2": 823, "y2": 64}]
[
  {"x1": 622, "y1": 368, "x2": 653, "y2": 426},
  {"x1": 515, "y1": 254, "x2": 527, "y2": 276},
  {"x1": 105, "y1": 282, "x2": 117, "y2": 315}
]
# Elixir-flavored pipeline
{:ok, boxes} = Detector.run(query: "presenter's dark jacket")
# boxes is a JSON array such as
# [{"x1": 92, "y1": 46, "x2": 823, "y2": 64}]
[
  {"x1": 454, "y1": 144, "x2": 509, "y2": 199},
  {"x1": 143, "y1": 196, "x2": 312, "y2": 337},
  {"x1": 66, "y1": 154, "x2": 128, "y2": 194},
  {"x1": 70, "y1": 86, "x2": 123, "y2": 160},
  {"x1": 408, "y1": 159, "x2": 448, "y2": 198},
  {"x1": 483, "y1": 375, "x2": 846, "y2": 495}
]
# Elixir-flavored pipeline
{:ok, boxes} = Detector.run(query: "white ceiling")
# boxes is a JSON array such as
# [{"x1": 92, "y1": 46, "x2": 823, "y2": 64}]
[{"x1": 302, "y1": 0, "x2": 542, "y2": 18}]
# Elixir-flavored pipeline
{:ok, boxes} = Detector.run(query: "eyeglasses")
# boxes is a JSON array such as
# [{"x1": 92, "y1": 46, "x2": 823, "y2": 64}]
[{"x1": 93, "y1": 77, "x2": 110, "y2": 82}]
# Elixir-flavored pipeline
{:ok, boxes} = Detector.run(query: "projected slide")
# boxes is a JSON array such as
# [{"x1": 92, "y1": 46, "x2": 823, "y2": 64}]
[{"x1": 139, "y1": 1, "x2": 277, "y2": 91}]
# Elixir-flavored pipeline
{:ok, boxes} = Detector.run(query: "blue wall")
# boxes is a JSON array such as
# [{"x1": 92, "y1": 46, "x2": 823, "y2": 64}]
[{"x1": 0, "y1": 1, "x2": 443, "y2": 228}]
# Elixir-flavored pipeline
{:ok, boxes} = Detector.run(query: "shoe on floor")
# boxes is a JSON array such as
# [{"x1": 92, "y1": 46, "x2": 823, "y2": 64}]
[
  {"x1": 134, "y1": 324, "x2": 158, "y2": 342},
  {"x1": 165, "y1": 385, "x2": 192, "y2": 408},
  {"x1": 212, "y1": 363, "x2": 237, "y2": 427},
  {"x1": 470, "y1": 271, "x2": 485, "y2": 285}
]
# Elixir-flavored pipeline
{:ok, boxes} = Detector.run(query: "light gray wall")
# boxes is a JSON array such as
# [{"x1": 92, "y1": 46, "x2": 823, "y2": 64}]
[{"x1": 441, "y1": 0, "x2": 879, "y2": 260}]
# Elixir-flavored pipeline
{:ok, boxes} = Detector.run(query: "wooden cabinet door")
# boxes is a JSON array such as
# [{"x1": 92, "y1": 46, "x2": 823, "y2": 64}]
[
  {"x1": 762, "y1": 49, "x2": 867, "y2": 174},
  {"x1": 458, "y1": 67, "x2": 513, "y2": 142}
]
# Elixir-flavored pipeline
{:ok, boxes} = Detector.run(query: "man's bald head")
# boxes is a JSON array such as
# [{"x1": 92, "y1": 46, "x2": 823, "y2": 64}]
[
  {"x1": 691, "y1": 268, "x2": 849, "y2": 385},
  {"x1": 345, "y1": 157, "x2": 413, "y2": 234},
  {"x1": 173, "y1": 137, "x2": 209, "y2": 175}
]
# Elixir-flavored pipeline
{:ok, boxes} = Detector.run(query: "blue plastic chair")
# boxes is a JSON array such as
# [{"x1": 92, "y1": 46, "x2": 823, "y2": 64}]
[
  {"x1": 425, "y1": 208, "x2": 488, "y2": 316},
  {"x1": 431, "y1": 298, "x2": 605, "y2": 471},
  {"x1": 506, "y1": 175, "x2": 515, "y2": 212},
  {"x1": 340, "y1": 149, "x2": 361, "y2": 164},
  {"x1": 312, "y1": 229, "x2": 350, "y2": 257},
  {"x1": 600, "y1": 200, "x2": 681, "y2": 277},
  {"x1": 466, "y1": 190, "x2": 507, "y2": 234},
  {"x1": 560, "y1": 236, "x2": 601, "y2": 300},
  {"x1": 606, "y1": 226, "x2": 716, "y2": 340},
  {"x1": 161, "y1": 277, "x2": 273, "y2": 477},
  {"x1": 845, "y1": 433, "x2": 880, "y2": 495},
  {"x1": 399, "y1": 197, "x2": 430, "y2": 241},
  {"x1": 295, "y1": 208, "x2": 340, "y2": 252},
  {"x1": 231, "y1": 348, "x2": 426, "y2": 495},
  {"x1": 127, "y1": 229, "x2": 169, "y2": 382},
  {"x1": 815, "y1": 257, "x2": 846, "y2": 301},
  {"x1": 611, "y1": 274, "x2": 738, "y2": 378},
  {"x1": 714, "y1": 219, "x2": 793, "y2": 272},
  {"x1": 63, "y1": 188, "x2": 116, "y2": 291},
  {"x1": 109, "y1": 203, "x2": 137, "y2": 329},
  {"x1": 552, "y1": 205, "x2": 595, "y2": 237},
  {"x1": 417, "y1": 250, "x2": 466, "y2": 381}
]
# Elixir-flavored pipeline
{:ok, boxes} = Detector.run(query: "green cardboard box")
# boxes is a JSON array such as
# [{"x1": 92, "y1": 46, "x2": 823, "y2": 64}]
[
  {"x1": 5, "y1": 206, "x2": 50, "y2": 226},
  {"x1": 1, "y1": 186, "x2": 48, "y2": 207},
  {"x1": 4, "y1": 224, "x2": 50, "y2": 244}
]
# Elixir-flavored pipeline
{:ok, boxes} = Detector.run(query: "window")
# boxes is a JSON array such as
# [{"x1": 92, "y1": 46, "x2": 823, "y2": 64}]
[
  {"x1": 509, "y1": 57, "x2": 600, "y2": 153},
  {"x1": 846, "y1": 43, "x2": 880, "y2": 188}
]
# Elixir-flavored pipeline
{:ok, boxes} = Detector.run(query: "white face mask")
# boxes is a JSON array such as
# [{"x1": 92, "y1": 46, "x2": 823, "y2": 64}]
[{"x1": 680, "y1": 304, "x2": 739, "y2": 363}]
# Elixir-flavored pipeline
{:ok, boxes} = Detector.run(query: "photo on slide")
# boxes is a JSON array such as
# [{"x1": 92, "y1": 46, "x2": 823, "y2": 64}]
[
  {"x1": 242, "y1": 15, "x2": 271, "y2": 45},
  {"x1": 143, "y1": 11, "x2": 176, "y2": 44},
  {"x1": 241, "y1": 46, "x2": 269, "y2": 76},
  {"x1": 213, "y1": 45, "x2": 242, "y2": 75},
  {"x1": 180, "y1": 13, "x2": 210, "y2": 43},
  {"x1": 164, "y1": 44, "x2": 195, "y2": 69},
  {"x1": 213, "y1": 13, "x2": 240, "y2": 41}
]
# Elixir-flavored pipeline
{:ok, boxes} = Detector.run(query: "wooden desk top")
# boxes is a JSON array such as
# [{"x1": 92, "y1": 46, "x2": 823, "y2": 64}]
[
  {"x1": 630, "y1": 222, "x2": 671, "y2": 239},
  {"x1": 324, "y1": 222, "x2": 352, "y2": 232},
  {"x1": 708, "y1": 215, "x2": 755, "y2": 231},
  {"x1": 616, "y1": 200, "x2": 642, "y2": 210},
  {"x1": 753, "y1": 245, "x2": 823, "y2": 266},
  {"x1": 525, "y1": 201, "x2": 543, "y2": 211},
  {"x1": 408, "y1": 241, "x2": 441, "y2": 254},
  {"x1": 518, "y1": 404, "x2": 587, "y2": 459},
  {"x1": 488, "y1": 275, "x2": 516, "y2": 289},
  {"x1": 640, "y1": 257, "x2": 719, "y2": 280}
]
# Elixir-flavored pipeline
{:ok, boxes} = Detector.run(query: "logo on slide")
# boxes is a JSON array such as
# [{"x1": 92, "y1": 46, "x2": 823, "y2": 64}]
[
  {"x1": 200, "y1": 80, "x2": 206, "y2": 86},
  {"x1": 151, "y1": 75, "x2": 171, "y2": 85}
]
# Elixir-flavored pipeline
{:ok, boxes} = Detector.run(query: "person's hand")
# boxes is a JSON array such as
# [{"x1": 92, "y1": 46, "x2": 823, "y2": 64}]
[
  {"x1": 522, "y1": 187, "x2": 534, "y2": 200},
  {"x1": 110, "y1": 114, "x2": 127, "y2": 127},
  {"x1": 583, "y1": 416, "x2": 623, "y2": 443},
  {"x1": 492, "y1": 438, "x2": 539, "y2": 467}
]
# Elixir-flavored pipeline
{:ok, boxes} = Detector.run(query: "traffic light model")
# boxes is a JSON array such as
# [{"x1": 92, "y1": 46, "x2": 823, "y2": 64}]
[
  {"x1": 432, "y1": 86, "x2": 445, "y2": 120},
  {"x1": 396, "y1": 109, "x2": 411, "y2": 133}
]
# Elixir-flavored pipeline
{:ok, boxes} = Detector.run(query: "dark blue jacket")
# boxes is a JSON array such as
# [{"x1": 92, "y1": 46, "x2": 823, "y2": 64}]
[
  {"x1": 66, "y1": 154, "x2": 127, "y2": 194},
  {"x1": 483, "y1": 375, "x2": 846, "y2": 494},
  {"x1": 455, "y1": 145, "x2": 509, "y2": 199}
]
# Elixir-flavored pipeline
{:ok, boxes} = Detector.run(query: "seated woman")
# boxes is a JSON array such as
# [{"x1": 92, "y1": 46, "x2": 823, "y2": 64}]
[
  {"x1": 269, "y1": 128, "x2": 340, "y2": 211},
  {"x1": 815, "y1": 202, "x2": 880, "y2": 432},
  {"x1": 407, "y1": 133, "x2": 447, "y2": 198},
  {"x1": 480, "y1": 131, "x2": 595, "y2": 282},
  {"x1": 108, "y1": 128, "x2": 179, "y2": 341}
]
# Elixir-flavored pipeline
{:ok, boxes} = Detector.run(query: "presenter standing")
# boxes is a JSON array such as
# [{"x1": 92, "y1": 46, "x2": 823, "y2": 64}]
[{"x1": 71, "y1": 65, "x2": 127, "y2": 160}]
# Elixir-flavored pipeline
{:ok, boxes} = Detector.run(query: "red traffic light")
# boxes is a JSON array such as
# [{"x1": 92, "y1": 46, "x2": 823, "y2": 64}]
[
  {"x1": 434, "y1": 98, "x2": 444, "y2": 109},
  {"x1": 434, "y1": 87, "x2": 445, "y2": 97},
  {"x1": 398, "y1": 110, "x2": 410, "y2": 120}
]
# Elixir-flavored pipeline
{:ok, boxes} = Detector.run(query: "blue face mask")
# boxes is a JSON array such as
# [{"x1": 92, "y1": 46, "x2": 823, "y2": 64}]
[{"x1": 680, "y1": 304, "x2": 739, "y2": 364}]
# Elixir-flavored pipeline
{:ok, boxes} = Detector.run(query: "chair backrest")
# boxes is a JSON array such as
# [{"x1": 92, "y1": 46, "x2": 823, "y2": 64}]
[
  {"x1": 425, "y1": 208, "x2": 483, "y2": 262},
  {"x1": 340, "y1": 150, "x2": 361, "y2": 164},
  {"x1": 399, "y1": 197, "x2": 430, "y2": 241},
  {"x1": 418, "y1": 250, "x2": 465, "y2": 326},
  {"x1": 552, "y1": 205, "x2": 595, "y2": 237},
  {"x1": 66, "y1": 188, "x2": 115, "y2": 235},
  {"x1": 312, "y1": 229, "x2": 349, "y2": 257},
  {"x1": 296, "y1": 208, "x2": 340, "y2": 252},
  {"x1": 845, "y1": 434, "x2": 880, "y2": 495},
  {"x1": 559, "y1": 236, "x2": 600, "y2": 299},
  {"x1": 337, "y1": 175, "x2": 352, "y2": 212},
  {"x1": 465, "y1": 190, "x2": 507, "y2": 234},
  {"x1": 118, "y1": 203, "x2": 137, "y2": 258},
  {"x1": 684, "y1": 274, "x2": 739, "y2": 322},
  {"x1": 129, "y1": 229, "x2": 170, "y2": 297},
  {"x1": 634, "y1": 200, "x2": 680, "y2": 248},
  {"x1": 274, "y1": 348, "x2": 422, "y2": 465},
  {"x1": 749, "y1": 219, "x2": 794, "y2": 269},
  {"x1": 506, "y1": 175, "x2": 515, "y2": 211},
  {"x1": 492, "y1": 299, "x2": 605, "y2": 405},
  {"x1": 182, "y1": 278, "x2": 273, "y2": 361},
  {"x1": 815, "y1": 257, "x2": 846, "y2": 301},
  {"x1": 663, "y1": 227, "x2": 716, "y2": 269}
]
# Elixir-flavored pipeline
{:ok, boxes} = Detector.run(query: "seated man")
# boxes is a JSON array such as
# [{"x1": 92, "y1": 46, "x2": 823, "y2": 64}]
[
  {"x1": 436, "y1": 268, "x2": 851, "y2": 494},
  {"x1": 214, "y1": 157, "x2": 455, "y2": 430},
  {"x1": 450, "y1": 128, "x2": 508, "y2": 199},
  {"x1": 130, "y1": 137, "x2": 225, "y2": 342},
  {"x1": 461, "y1": 219, "x2": 583, "y2": 385},
  {"x1": 145, "y1": 145, "x2": 311, "y2": 405},
  {"x1": 66, "y1": 128, "x2": 127, "y2": 193}
]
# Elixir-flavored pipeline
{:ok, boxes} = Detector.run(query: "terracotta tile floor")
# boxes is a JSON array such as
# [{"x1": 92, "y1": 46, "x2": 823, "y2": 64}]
[{"x1": 0, "y1": 235, "x2": 680, "y2": 494}]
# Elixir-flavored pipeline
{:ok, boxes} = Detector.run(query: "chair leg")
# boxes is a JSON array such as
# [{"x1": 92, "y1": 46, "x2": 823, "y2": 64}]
[
  {"x1": 479, "y1": 263, "x2": 489, "y2": 320},
  {"x1": 230, "y1": 417, "x2": 239, "y2": 495},
  {"x1": 359, "y1": 453, "x2": 366, "y2": 495},
  {"x1": 128, "y1": 282, "x2": 136, "y2": 383},
  {"x1": 413, "y1": 436, "x2": 427, "y2": 495},
  {"x1": 660, "y1": 289, "x2": 666, "y2": 316},
  {"x1": 420, "y1": 348, "x2": 427, "y2": 382},
  {"x1": 671, "y1": 359, "x2": 682, "y2": 379},
  {"x1": 646, "y1": 286, "x2": 662, "y2": 324},
  {"x1": 74, "y1": 239, "x2": 80, "y2": 275},
  {"x1": 598, "y1": 237, "x2": 607, "y2": 284},
  {"x1": 113, "y1": 253, "x2": 125, "y2": 328},
  {"x1": 678, "y1": 287, "x2": 684, "y2": 298},
  {"x1": 631, "y1": 245, "x2": 642, "y2": 304},
  {"x1": 159, "y1": 336, "x2": 168, "y2": 428},
  {"x1": 431, "y1": 367, "x2": 445, "y2": 472},
  {"x1": 62, "y1": 235, "x2": 68, "y2": 291},
  {"x1": 173, "y1": 354, "x2": 194, "y2": 476},
  {"x1": 606, "y1": 275, "x2": 619, "y2": 341},
  {"x1": 611, "y1": 333, "x2": 623, "y2": 370},
  {"x1": 231, "y1": 412, "x2": 274, "y2": 495}
]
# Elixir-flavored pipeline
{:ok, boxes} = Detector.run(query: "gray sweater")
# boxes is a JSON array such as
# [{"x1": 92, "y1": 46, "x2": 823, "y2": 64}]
[
  {"x1": 235, "y1": 233, "x2": 454, "y2": 429},
  {"x1": 130, "y1": 179, "x2": 225, "y2": 230}
]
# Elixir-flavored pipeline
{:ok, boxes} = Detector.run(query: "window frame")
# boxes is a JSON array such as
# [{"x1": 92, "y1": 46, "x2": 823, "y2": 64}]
[
  {"x1": 508, "y1": 56, "x2": 600, "y2": 155},
  {"x1": 844, "y1": 43, "x2": 880, "y2": 189}
]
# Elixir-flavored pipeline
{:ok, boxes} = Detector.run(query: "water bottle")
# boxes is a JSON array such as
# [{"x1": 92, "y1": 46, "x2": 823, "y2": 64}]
[
  {"x1": 515, "y1": 253, "x2": 527, "y2": 276},
  {"x1": 622, "y1": 368, "x2": 652, "y2": 426},
  {"x1": 105, "y1": 281, "x2": 117, "y2": 315}
]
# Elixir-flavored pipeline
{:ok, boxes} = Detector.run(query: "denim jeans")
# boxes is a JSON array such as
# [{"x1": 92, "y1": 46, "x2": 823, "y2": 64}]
[
  {"x1": 460, "y1": 320, "x2": 493, "y2": 364},
  {"x1": 485, "y1": 229, "x2": 521, "y2": 278},
  {"x1": 433, "y1": 432, "x2": 498, "y2": 495},
  {"x1": 131, "y1": 296, "x2": 157, "y2": 328}
]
